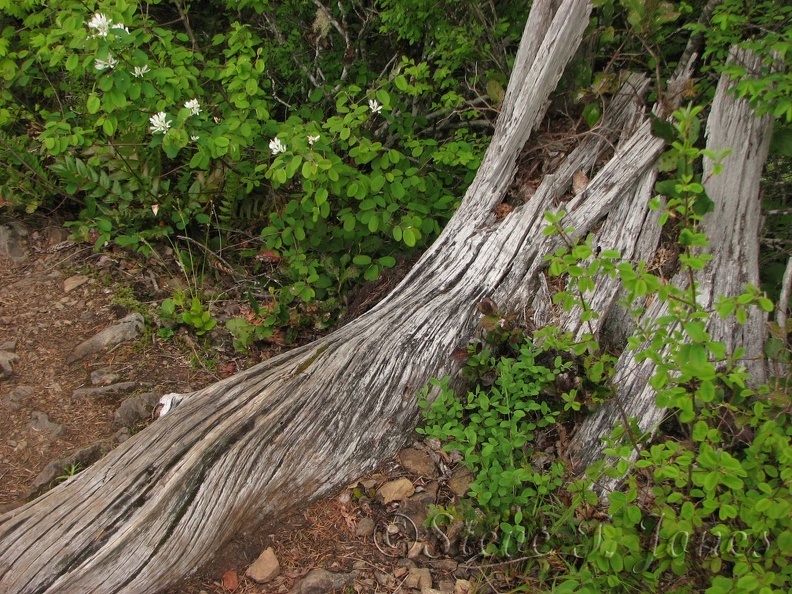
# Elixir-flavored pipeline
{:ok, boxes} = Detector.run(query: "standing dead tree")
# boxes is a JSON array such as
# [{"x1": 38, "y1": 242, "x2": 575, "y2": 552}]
[{"x1": 0, "y1": 1, "x2": 773, "y2": 592}]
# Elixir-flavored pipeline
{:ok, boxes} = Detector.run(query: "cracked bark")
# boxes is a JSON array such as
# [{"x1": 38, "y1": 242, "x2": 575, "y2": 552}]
[{"x1": 0, "y1": 2, "x2": 772, "y2": 592}]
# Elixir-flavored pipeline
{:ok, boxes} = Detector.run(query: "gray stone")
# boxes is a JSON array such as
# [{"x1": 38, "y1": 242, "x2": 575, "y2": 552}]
[
  {"x1": 1, "y1": 385, "x2": 34, "y2": 410},
  {"x1": 407, "y1": 540, "x2": 424, "y2": 560},
  {"x1": 374, "y1": 571, "x2": 393, "y2": 587},
  {"x1": 290, "y1": 569, "x2": 354, "y2": 594},
  {"x1": 377, "y1": 477, "x2": 415, "y2": 504},
  {"x1": 447, "y1": 467, "x2": 474, "y2": 498},
  {"x1": 67, "y1": 313, "x2": 144, "y2": 364},
  {"x1": 90, "y1": 368, "x2": 121, "y2": 386},
  {"x1": 0, "y1": 350, "x2": 19, "y2": 379},
  {"x1": 246, "y1": 546, "x2": 280, "y2": 584},
  {"x1": 73, "y1": 381, "x2": 138, "y2": 400},
  {"x1": 30, "y1": 443, "x2": 102, "y2": 492},
  {"x1": 0, "y1": 340, "x2": 16, "y2": 351},
  {"x1": 399, "y1": 447, "x2": 439, "y2": 478},
  {"x1": 28, "y1": 411, "x2": 62, "y2": 439},
  {"x1": 0, "y1": 222, "x2": 29, "y2": 263},
  {"x1": 400, "y1": 486, "x2": 438, "y2": 530},
  {"x1": 114, "y1": 427, "x2": 131, "y2": 444},
  {"x1": 431, "y1": 560, "x2": 459, "y2": 573},
  {"x1": 404, "y1": 567, "x2": 432, "y2": 590},
  {"x1": 115, "y1": 392, "x2": 159, "y2": 426},
  {"x1": 355, "y1": 516, "x2": 375, "y2": 537}
]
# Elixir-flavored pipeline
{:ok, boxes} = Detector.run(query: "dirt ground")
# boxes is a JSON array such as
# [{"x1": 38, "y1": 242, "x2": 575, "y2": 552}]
[{"x1": 0, "y1": 215, "x2": 501, "y2": 594}]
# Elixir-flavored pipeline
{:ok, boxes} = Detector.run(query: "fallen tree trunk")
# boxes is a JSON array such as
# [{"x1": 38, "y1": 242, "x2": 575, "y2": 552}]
[{"x1": 0, "y1": 1, "x2": 773, "y2": 592}]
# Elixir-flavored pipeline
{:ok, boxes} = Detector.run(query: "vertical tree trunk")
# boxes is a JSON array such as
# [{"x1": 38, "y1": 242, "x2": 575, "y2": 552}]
[{"x1": 565, "y1": 47, "x2": 773, "y2": 477}]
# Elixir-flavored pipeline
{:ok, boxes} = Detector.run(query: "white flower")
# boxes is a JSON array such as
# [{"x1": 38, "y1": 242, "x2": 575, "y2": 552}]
[
  {"x1": 87, "y1": 13, "x2": 112, "y2": 37},
  {"x1": 190, "y1": 135, "x2": 200, "y2": 142},
  {"x1": 368, "y1": 99, "x2": 382, "y2": 114},
  {"x1": 184, "y1": 98, "x2": 201, "y2": 116},
  {"x1": 111, "y1": 23, "x2": 130, "y2": 34},
  {"x1": 94, "y1": 54, "x2": 118, "y2": 71},
  {"x1": 132, "y1": 64, "x2": 150, "y2": 78},
  {"x1": 269, "y1": 137, "x2": 286, "y2": 155},
  {"x1": 307, "y1": 134, "x2": 320, "y2": 146},
  {"x1": 151, "y1": 204, "x2": 160, "y2": 216},
  {"x1": 149, "y1": 112, "x2": 171, "y2": 134}
]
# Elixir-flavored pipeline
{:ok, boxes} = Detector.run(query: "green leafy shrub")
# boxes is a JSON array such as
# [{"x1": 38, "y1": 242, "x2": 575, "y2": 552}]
[
  {"x1": 418, "y1": 338, "x2": 572, "y2": 556},
  {"x1": 419, "y1": 105, "x2": 792, "y2": 591},
  {"x1": 0, "y1": 0, "x2": 515, "y2": 344}
]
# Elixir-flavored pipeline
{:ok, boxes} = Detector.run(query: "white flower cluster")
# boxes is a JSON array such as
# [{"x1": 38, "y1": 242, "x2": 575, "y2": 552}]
[
  {"x1": 94, "y1": 54, "x2": 118, "y2": 71},
  {"x1": 307, "y1": 134, "x2": 320, "y2": 146},
  {"x1": 87, "y1": 13, "x2": 129, "y2": 38},
  {"x1": 184, "y1": 98, "x2": 201, "y2": 116},
  {"x1": 368, "y1": 99, "x2": 382, "y2": 114},
  {"x1": 133, "y1": 64, "x2": 150, "y2": 78},
  {"x1": 269, "y1": 137, "x2": 286, "y2": 155},
  {"x1": 149, "y1": 112, "x2": 171, "y2": 134},
  {"x1": 146, "y1": 99, "x2": 202, "y2": 136}
]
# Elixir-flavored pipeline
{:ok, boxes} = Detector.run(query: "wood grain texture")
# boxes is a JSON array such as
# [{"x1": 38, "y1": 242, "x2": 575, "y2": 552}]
[
  {"x1": 565, "y1": 48, "x2": 773, "y2": 481},
  {"x1": 0, "y1": 2, "x2": 593, "y2": 592},
  {"x1": 0, "y1": 9, "x2": 772, "y2": 594}
]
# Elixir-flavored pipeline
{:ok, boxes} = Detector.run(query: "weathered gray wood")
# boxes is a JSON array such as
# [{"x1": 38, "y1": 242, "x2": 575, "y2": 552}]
[
  {"x1": 0, "y1": 2, "x2": 595, "y2": 592},
  {"x1": 565, "y1": 47, "x2": 774, "y2": 479},
  {"x1": 0, "y1": 8, "x2": 772, "y2": 594}
]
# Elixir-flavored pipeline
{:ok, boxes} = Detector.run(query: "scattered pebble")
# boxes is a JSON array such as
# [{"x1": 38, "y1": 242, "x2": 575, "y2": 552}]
[{"x1": 246, "y1": 547, "x2": 280, "y2": 584}]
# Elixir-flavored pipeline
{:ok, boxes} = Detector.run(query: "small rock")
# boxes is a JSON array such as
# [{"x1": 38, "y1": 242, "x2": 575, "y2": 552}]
[
  {"x1": 290, "y1": 569, "x2": 354, "y2": 594},
  {"x1": 67, "y1": 312, "x2": 144, "y2": 364},
  {"x1": 72, "y1": 381, "x2": 138, "y2": 400},
  {"x1": 1, "y1": 385, "x2": 34, "y2": 410},
  {"x1": 447, "y1": 467, "x2": 474, "y2": 498},
  {"x1": 405, "y1": 567, "x2": 432, "y2": 590},
  {"x1": 407, "y1": 540, "x2": 424, "y2": 560},
  {"x1": 30, "y1": 443, "x2": 102, "y2": 492},
  {"x1": 63, "y1": 274, "x2": 89, "y2": 293},
  {"x1": 0, "y1": 350, "x2": 19, "y2": 379},
  {"x1": 246, "y1": 547, "x2": 280, "y2": 584},
  {"x1": 394, "y1": 566, "x2": 409, "y2": 578},
  {"x1": 431, "y1": 560, "x2": 458, "y2": 573},
  {"x1": 377, "y1": 477, "x2": 415, "y2": 504},
  {"x1": 399, "y1": 448, "x2": 439, "y2": 478},
  {"x1": 351, "y1": 561, "x2": 368, "y2": 571},
  {"x1": 374, "y1": 571, "x2": 393, "y2": 587},
  {"x1": 355, "y1": 517, "x2": 375, "y2": 537},
  {"x1": 400, "y1": 488, "x2": 438, "y2": 531},
  {"x1": 222, "y1": 570, "x2": 239, "y2": 591},
  {"x1": 0, "y1": 222, "x2": 29, "y2": 263},
  {"x1": 28, "y1": 411, "x2": 63, "y2": 439},
  {"x1": 422, "y1": 589, "x2": 444, "y2": 594},
  {"x1": 90, "y1": 368, "x2": 121, "y2": 386},
  {"x1": 438, "y1": 579, "x2": 456, "y2": 593},
  {"x1": 114, "y1": 392, "x2": 159, "y2": 427},
  {"x1": 114, "y1": 427, "x2": 131, "y2": 444},
  {"x1": 0, "y1": 340, "x2": 16, "y2": 351},
  {"x1": 95, "y1": 255, "x2": 116, "y2": 268},
  {"x1": 454, "y1": 578, "x2": 473, "y2": 594}
]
